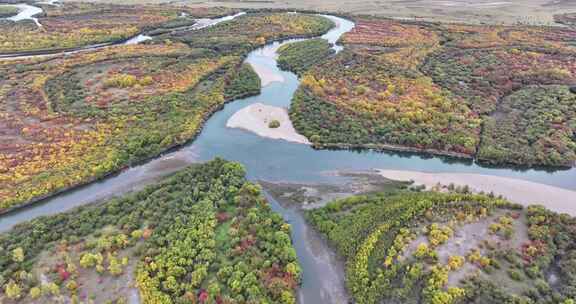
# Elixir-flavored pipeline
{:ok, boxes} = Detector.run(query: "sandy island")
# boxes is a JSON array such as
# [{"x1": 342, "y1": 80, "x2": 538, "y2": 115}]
[
  {"x1": 377, "y1": 170, "x2": 576, "y2": 215},
  {"x1": 226, "y1": 103, "x2": 311, "y2": 144}
]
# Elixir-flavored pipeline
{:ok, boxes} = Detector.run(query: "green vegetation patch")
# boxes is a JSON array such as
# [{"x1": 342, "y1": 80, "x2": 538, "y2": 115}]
[
  {"x1": 224, "y1": 63, "x2": 262, "y2": 99},
  {"x1": 307, "y1": 190, "x2": 576, "y2": 304},
  {"x1": 0, "y1": 6, "x2": 19, "y2": 18},
  {"x1": 423, "y1": 48, "x2": 576, "y2": 115},
  {"x1": 289, "y1": 16, "x2": 576, "y2": 167},
  {"x1": 478, "y1": 85, "x2": 576, "y2": 167},
  {"x1": 0, "y1": 159, "x2": 301, "y2": 303},
  {"x1": 277, "y1": 38, "x2": 334, "y2": 76},
  {"x1": 168, "y1": 13, "x2": 335, "y2": 56}
]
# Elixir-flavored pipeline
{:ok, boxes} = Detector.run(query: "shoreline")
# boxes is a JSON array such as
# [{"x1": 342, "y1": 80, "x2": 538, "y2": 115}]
[
  {"x1": 263, "y1": 191, "x2": 350, "y2": 304},
  {"x1": 313, "y1": 142, "x2": 474, "y2": 160},
  {"x1": 0, "y1": 78, "x2": 260, "y2": 216},
  {"x1": 377, "y1": 169, "x2": 576, "y2": 215},
  {"x1": 0, "y1": 28, "x2": 339, "y2": 216}
]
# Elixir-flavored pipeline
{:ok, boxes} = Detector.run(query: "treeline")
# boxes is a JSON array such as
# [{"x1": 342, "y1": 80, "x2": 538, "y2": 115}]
[
  {"x1": 168, "y1": 13, "x2": 335, "y2": 56},
  {"x1": 306, "y1": 189, "x2": 576, "y2": 304},
  {"x1": 277, "y1": 38, "x2": 334, "y2": 76},
  {"x1": 478, "y1": 86, "x2": 576, "y2": 167},
  {"x1": 0, "y1": 159, "x2": 301, "y2": 303},
  {"x1": 224, "y1": 63, "x2": 262, "y2": 99},
  {"x1": 287, "y1": 16, "x2": 576, "y2": 168}
]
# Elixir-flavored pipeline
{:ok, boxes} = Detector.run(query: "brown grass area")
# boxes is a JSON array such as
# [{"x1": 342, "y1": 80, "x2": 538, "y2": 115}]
[{"x1": 66, "y1": 0, "x2": 576, "y2": 24}]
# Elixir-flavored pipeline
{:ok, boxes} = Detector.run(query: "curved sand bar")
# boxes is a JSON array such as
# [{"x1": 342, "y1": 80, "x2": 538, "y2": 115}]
[
  {"x1": 226, "y1": 103, "x2": 311, "y2": 145},
  {"x1": 250, "y1": 62, "x2": 284, "y2": 87},
  {"x1": 378, "y1": 169, "x2": 576, "y2": 215}
]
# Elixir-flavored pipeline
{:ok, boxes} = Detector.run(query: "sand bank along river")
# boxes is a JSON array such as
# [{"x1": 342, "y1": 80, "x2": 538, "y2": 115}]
[
  {"x1": 378, "y1": 170, "x2": 576, "y2": 215},
  {"x1": 1, "y1": 12, "x2": 576, "y2": 304}
]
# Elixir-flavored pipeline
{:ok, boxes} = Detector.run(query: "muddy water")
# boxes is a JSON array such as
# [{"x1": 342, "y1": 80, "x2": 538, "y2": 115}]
[
  {"x1": 266, "y1": 192, "x2": 349, "y2": 304},
  {"x1": 1, "y1": 12, "x2": 576, "y2": 303}
]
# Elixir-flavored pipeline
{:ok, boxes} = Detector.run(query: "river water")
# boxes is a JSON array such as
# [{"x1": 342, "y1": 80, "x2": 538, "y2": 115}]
[
  {"x1": 1, "y1": 12, "x2": 576, "y2": 304},
  {"x1": 2, "y1": 3, "x2": 42, "y2": 26},
  {"x1": 0, "y1": 7, "x2": 245, "y2": 59}
]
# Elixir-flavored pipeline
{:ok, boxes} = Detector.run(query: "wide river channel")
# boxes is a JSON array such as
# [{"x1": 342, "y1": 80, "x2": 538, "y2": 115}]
[{"x1": 1, "y1": 10, "x2": 576, "y2": 304}]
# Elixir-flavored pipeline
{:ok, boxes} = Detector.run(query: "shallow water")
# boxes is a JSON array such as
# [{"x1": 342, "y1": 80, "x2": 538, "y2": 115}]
[
  {"x1": 0, "y1": 12, "x2": 575, "y2": 303},
  {"x1": 124, "y1": 34, "x2": 152, "y2": 45},
  {"x1": 2, "y1": 3, "x2": 42, "y2": 26},
  {"x1": 0, "y1": 11, "x2": 246, "y2": 59}
]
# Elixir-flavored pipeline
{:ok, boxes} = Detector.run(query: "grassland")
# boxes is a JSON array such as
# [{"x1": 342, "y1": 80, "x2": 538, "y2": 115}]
[
  {"x1": 307, "y1": 190, "x2": 576, "y2": 304},
  {"x1": 73, "y1": 0, "x2": 576, "y2": 25}
]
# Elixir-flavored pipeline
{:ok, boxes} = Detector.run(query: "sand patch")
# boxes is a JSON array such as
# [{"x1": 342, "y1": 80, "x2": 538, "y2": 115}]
[
  {"x1": 377, "y1": 170, "x2": 576, "y2": 215},
  {"x1": 250, "y1": 62, "x2": 284, "y2": 86},
  {"x1": 226, "y1": 103, "x2": 310, "y2": 144}
]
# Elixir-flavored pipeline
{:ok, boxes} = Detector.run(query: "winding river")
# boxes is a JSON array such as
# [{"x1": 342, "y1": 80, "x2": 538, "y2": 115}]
[
  {"x1": 1, "y1": 10, "x2": 576, "y2": 304},
  {"x1": 3, "y1": 3, "x2": 43, "y2": 26},
  {"x1": 0, "y1": 5, "x2": 245, "y2": 59}
]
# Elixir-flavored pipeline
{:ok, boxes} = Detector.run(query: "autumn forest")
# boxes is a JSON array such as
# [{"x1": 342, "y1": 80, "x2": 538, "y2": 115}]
[
  {"x1": 290, "y1": 16, "x2": 576, "y2": 167},
  {"x1": 1, "y1": 1, "x2": 576, "y2": 304}
]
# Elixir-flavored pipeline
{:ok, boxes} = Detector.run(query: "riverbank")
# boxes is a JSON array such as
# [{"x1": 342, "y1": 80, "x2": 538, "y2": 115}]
[
  {"x1": 0, "y1": 6, "x2": 245, "y2": 59},
  {"x1": 226, "y1": 103, "x2": 311, "y2": 144},
  {"x1": 263, "y1": 192, "x2": 349, "y2": 304},
  {"x1": 377, "y1": 169, "x2": 576, "y2": 215},
  {"x1": 259, "y1": 171, "x2": 409, "y2": 209},
  {"x1": 313, "y1": 142, "x2": 474, "y2": 160}
]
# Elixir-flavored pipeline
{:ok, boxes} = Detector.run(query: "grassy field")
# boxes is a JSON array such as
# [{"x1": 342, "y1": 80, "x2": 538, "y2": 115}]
[{"x1": 66, "y1": 0, "x2": 576, "y2": 24}]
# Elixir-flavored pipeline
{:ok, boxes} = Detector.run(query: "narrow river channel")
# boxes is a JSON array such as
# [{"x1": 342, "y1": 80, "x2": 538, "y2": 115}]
[{"x1": 1, "y1": 11, "x2": 576, "y2": 304}]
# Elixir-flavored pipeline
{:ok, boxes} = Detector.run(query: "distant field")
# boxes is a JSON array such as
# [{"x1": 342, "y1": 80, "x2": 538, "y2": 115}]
[
  {"x1": 66, "y1": 0, "x2": 576, "y2": 24},
  {"x1": 0, "y1": 5, "x2": 18, "y2": 18}
]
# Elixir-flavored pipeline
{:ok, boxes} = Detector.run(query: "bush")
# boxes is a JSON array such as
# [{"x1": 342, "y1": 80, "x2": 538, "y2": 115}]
[
  {"x1": 508, "y1": 269, "x2": 523, "y2": 281},
  {"x1": 269, "y1": 120, "x2": 281, "y2": 128}
]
